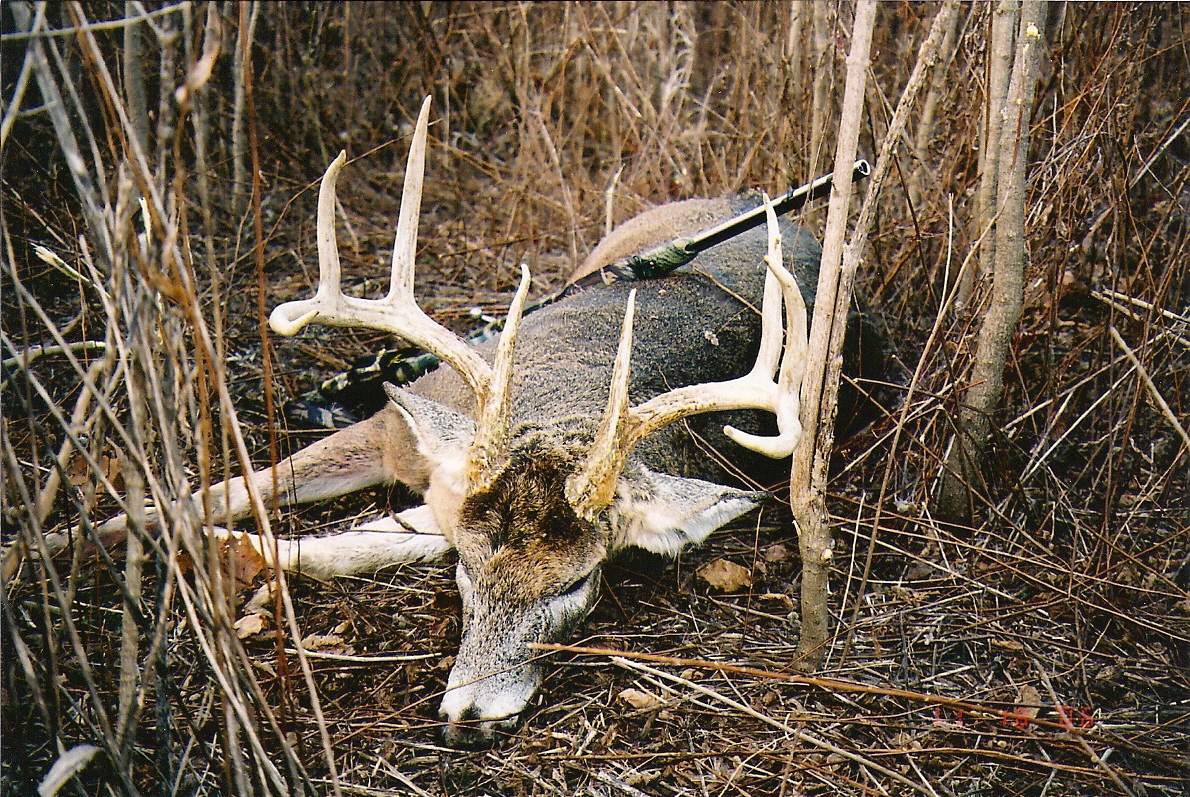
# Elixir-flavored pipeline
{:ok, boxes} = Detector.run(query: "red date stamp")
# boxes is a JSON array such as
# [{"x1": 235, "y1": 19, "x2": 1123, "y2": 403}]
[{"x1": 931, "y1": 705, "x2": 1096, "y2": 730}]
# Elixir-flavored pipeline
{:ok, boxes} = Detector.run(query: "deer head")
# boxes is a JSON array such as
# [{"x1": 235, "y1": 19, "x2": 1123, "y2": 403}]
[{"x1": 269, "y1": 97, "x2": 809, "y2": 746}]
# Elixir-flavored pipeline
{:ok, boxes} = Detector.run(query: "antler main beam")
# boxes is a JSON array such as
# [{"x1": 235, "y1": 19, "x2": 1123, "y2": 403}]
[
  {"x1": 268, "y1": 96, "x2": 531, "y2": 490},
  {"x1": 568, "y1": 195, "x2": 807, "y2": 518}
]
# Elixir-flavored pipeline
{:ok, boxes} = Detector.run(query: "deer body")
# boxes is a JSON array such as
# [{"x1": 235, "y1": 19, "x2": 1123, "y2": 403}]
[
  {"x1": 291, "y1": 194, "x2": 819, "y2": 745},
  {"x1": 410, "y1": 195, "x2": 824, "y2": 483},
  {"x1": 75, "y1": 98, "x2": 847, "y2": 746}
]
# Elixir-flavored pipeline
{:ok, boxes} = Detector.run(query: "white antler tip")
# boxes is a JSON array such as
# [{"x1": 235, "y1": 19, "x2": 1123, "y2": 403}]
[
  {"x1": 723, "y1": 424, "x2": 800, "y2": 460},
  {"x1": 268, "y1": 305, "x2": 319, "y2": 337},
  {"x1": 320, "y1": 151, "x2": 348, "y2": 189},
  {"x1": 508, "y1": 263, "x2": 532, "y2": 306}
]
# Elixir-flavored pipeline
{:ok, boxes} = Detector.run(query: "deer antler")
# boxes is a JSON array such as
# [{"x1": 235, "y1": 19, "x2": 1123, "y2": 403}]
[
  {"x1": 268, "y1": 96, "x2": 531, "y2": 491},
  {"x1": 567, "y1": 194, "x2": 807, "y2": 519}
]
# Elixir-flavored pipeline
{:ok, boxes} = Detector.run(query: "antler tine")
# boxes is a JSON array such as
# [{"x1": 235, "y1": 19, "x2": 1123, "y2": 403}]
[
  {"x1": 748, "y1": 220, "x2": 787, "y2": 381},
  {"x1": 566, "y1": 289, "x2": 638, "y2": 517},
  {"x1": 268, "y1": 151, "x2": 348, "y2": 335},
  {"x1": 267, "y1": 96, "x2": 490, "y2": 392},
  {"x1": 468, "y1": 263, "x2": 533, "y2": 490},
  {"x1": 569, "y1": 194, "x2": 806, "y2": 519},
  {"x1": 389, "y1": 97, "x2": 428, "y2": 301},
  {"x1": 375, "y1": 96, "x2": 494, "y2": 401},
  {"x1": 269, "y1": 95, "x2": 535, "y2": 492},
  {"x1": 722, "y1": 196, "x2": 805, "y2": 457}
]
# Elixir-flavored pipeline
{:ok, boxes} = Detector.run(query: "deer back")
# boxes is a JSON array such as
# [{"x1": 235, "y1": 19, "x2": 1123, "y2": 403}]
[{"x1": 411, "y1": 193, "x2": 823, "y2": 484}]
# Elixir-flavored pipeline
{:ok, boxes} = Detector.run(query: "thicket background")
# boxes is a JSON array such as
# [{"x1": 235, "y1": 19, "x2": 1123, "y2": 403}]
[{"x1": 2, "y1": 3, "x2": 1187, "y2": 795}]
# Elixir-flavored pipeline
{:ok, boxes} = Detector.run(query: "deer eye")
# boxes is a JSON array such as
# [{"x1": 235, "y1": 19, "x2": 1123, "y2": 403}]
[{"x1": 558, "y1": 568, "x2": 597, "y2": 599}]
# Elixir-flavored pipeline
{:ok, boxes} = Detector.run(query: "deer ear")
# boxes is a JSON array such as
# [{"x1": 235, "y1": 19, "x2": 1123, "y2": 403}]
[
  {"x1": 384, "y1": 384, "x2": 475, "y2": 467},
  {"x1": 616, "y1": 468, "x2": 766, "y2": 557}
]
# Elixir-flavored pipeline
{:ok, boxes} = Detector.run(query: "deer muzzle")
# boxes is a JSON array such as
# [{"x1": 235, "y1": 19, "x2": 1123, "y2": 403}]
[
  {"x1": 439, "y1": 560, "x2": 600, "y2": 746},
  {"x1": 436, "y1": 606, "x2": 547, "y2": 748}
]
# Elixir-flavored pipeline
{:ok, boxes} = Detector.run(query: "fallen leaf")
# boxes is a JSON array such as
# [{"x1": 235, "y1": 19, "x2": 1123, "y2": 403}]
[
  {"x1": 245, "y1": 582, "x2": 274, "y2": 615},
  {"x1": 100, "y1": 456, "x2": 123, "y2": 491},
  {"x1": 225, "y1": 534, "x2": 266, "y2": 586},
  {"x1": 66, "y1": 456, "x2": 89, "y2": 488},
  {"x1": 66, "y1": 454, "x2": 123, "y2": 491},
  {"x1": 175, "y1": 552, "x2": 194, "y2": 578},
  {"x1": 763, "y1": 544, "x2": 789, "y2": 563},
  {"x1": 176, "y1": 532, "x2": 266, "y2": 590},
  {"x1": 234, "y1": 613, "x2": 268, "y2": 639},
  {"x1": 698, "y1": 558, "x2": 751, "y2": 592},
  {"x1": 759, "y1": 592, "x2": 795, "y2": 610},
  {"x1": 302, "y1": 634, "x2": 344, "y2": 651},
  {"x1": 618, "y1": 688, "x2": 663, "y2": 710},
  {"x1": 1016, "y1": 684, "x2": 1042, "y2": 720}
]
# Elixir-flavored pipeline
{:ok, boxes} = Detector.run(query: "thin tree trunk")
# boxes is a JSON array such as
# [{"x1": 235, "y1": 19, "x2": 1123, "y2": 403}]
[
  {"x1": 10, "y1": 1, "x2": 112, "y2": 268},
  {"x1": 790, "y1": 0, "x2": 877, "y2": 671},
  {"x1": 785, "y1": 2, "x2": 806, "y2": 91},
  {"x1": 824, "y1": 0, "x2": 960, "y2": 461},
  {"x1": 115, "y1": 455, "x2": 144, "y2": 764},
  {"x1": 805, "y1": 1, "x2": 833, "y2": 228},
  {"x1": 789, "y1": 0, "x2": 958, "y2": 670},
  {"x1": 123, "y1": 2, "x2": 149, "y2": 156},
  {"x1": 958, "y1": 0, "x2": 1018, "y2": 314},
  {"x1": 938, "y1": 1, "x2": 1047, "y2": 522},
  {"x1": 153, "y1": 13, "x2": 177, "y2": 187},
  {"x1": 231, "y1": 1, "x2": 258, "y2": 221},
  {"x1": 909, "y1": 3, "x2": 965, "y2": 210},
  {"x1": 116, "y1": 167, "x2": 147, "y2": 774}
]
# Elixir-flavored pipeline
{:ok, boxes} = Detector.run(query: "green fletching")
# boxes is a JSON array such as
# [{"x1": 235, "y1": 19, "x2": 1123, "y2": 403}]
[{"x1": 624, "y1": 241, "x2": 697, "y2": 280}]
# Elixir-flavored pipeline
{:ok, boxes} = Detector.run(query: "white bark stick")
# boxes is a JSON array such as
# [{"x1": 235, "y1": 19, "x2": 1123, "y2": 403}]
[{"x1": 790, "y1": 0, "x2": 877, "y2": 669}]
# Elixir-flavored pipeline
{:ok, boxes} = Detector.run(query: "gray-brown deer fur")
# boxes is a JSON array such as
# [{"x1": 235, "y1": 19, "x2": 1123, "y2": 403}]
[{"x1": 89, "y1": 98, "x2": 833, "y2": 747}]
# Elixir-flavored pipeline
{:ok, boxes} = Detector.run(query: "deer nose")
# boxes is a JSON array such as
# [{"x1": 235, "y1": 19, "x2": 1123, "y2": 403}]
[{"x1": 438, "y1": 704, "x2": 520, "y2": 748}]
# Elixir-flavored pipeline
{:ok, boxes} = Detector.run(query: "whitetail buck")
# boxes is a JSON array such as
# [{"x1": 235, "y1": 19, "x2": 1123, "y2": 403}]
[{"x1": 59, "y1": 97, "x2": 873, "y2": 746}]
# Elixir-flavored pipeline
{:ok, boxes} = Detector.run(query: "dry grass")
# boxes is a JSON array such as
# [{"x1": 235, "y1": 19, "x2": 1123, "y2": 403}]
[{"x1": 2, "y1": 2, "x2": 1187, "y2": 795}]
